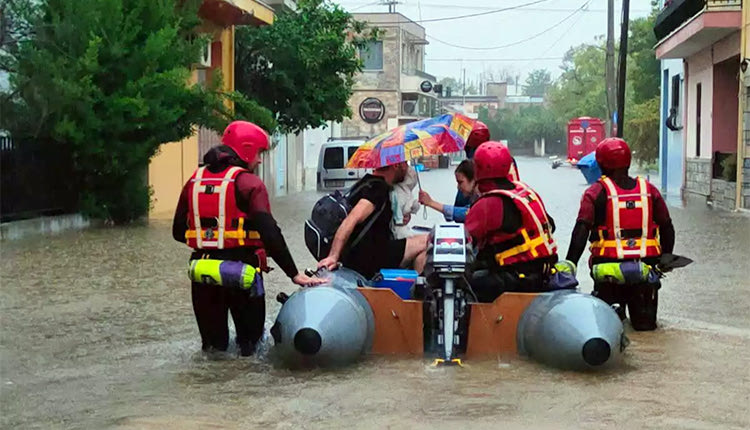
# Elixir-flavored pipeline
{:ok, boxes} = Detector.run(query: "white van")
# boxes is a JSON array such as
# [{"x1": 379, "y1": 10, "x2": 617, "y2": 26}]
[{"x1": 317, "y1": 139, "x2": 371, "y2": 191}]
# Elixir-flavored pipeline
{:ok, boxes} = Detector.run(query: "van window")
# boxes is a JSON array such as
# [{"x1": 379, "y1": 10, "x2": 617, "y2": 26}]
[
  {"x1": 347, "y1": 146, "x2": 358, "y2": 162},
  {"x1": 323, "y1": 147, "x2": 344, "y2": 169}
]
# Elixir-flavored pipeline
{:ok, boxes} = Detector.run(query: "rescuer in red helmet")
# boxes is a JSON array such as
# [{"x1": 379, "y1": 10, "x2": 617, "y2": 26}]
[
  {"x1": 172, "y1": 121, "x2": 325, "y2": 356},
  {"x1": 464, "y1": 141, "x2": 559, "y2": 302},
  {"x1": 464, "y1": 121, "x2": 519, "y2": 180},
  {"x1": 565, "y1": 138, "x2": 675, "y2": 331},
  {"x1": 448, "y1": 122, "x2": 520, "y2": 213}
]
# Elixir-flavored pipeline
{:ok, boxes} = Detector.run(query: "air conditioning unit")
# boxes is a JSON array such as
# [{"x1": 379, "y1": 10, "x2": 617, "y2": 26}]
[
  {"x1": 198, "y1": 41, "x2": 212, "y2": 68},
  {"x1": 402, "y1": 100, "x2": 417, "y2": 115}
]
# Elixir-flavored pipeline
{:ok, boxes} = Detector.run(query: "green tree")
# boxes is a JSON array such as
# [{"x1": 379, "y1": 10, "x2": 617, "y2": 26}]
[
  {"x1": 0, "y1": 0, "x2": 42, "y2": 69},
  {"x1": 622, "y1": 8, "x2": 661, "y2": 164},
  {"x1": 235, "y1": 0, "x2": 378, "y2": 134},
  {"x1": 523, "y1": 69, "x2": 552, "y2": 97},
  {"x1": 1, "y1": 0, "x2": 274, "y2": 223},
  {"x1": 540, "y1": 6, "x2": 661, "y2": 163},
  {"x1": 624, "y1": 96, "x2": 659, "y2": 165},
  {"x1": 437, "y1": 76, "x2": 477, "y2": 96},
  {"x1": 627, "y1": 11, "x2": 660, "y2": 105},
  {"x1": 438, "y1": 77, "x2": 460, "y2": 95},
  {"x1": 548, "y1": 43, "x2": 609, "y2": 123}
]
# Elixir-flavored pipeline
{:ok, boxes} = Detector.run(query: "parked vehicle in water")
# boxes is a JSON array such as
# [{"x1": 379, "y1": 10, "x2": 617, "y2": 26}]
[{"x1": 317, "y1": 138, "x2": 371, "y2": 192}]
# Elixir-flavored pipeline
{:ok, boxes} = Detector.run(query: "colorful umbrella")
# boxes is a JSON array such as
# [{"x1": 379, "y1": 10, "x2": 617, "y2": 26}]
[{"x1": 346, "y1": 114, "x2": 476, "y2": 169}]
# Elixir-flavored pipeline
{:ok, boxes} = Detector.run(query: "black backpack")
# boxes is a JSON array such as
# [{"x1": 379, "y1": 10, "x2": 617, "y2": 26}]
[{"x1": 304, "y1": 181, "x2": 387, "y2": 261}]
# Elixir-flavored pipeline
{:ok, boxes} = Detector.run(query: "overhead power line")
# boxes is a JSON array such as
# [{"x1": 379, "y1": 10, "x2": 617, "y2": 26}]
[
  {"x1": 427, "y1": 0, "x2": 591, "y2": 51},
  {"x1": 519, "y1": 6, "x2": 588, "y2": 70},
  {"x1": 426, "y1": 57, "x2": 563, "y2": 62},
  {"x1": 343, "y1": 1, "x2": 649, "y2": 14},
  {"x1": 410, "y1": 0, "x2": 552, "y2": 24}
]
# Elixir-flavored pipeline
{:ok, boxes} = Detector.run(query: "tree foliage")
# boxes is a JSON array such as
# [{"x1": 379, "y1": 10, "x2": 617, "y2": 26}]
[
  {"x1": 628, "y1": 11, "x2": 660, "y2": 105},
  {"x1": 1, "y1": 0, "x2": 274, "y2": 223},
  {"x1": 523, "y1": 69, "x2": 552, "y2": 97},
  {"x1": 478, "y1": 105, "x2": 564, "y2": 152},
  {"x1": 548, "y1": 42, "x2": 609, "y2": 123},
  {"x1": 625, "y1": 96, "x2": 660, "y2": 165},
  {"x1": 437, "y1": 76, "x2": 478, "y2": 96},
  {"x1": 479, "y1": 10, "x2": 661, "y2": 161},
  {"x1": 235, "y1": 0, "x2": 378, "y2": 134}
]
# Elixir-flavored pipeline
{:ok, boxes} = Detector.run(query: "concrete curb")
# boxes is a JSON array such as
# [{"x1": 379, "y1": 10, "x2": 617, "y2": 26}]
[{"x1": 0, "y1": 213, "x2": 94, "y2": 241}]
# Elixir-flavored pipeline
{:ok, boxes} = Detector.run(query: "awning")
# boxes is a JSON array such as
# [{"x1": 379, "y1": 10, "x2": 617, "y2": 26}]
[
  {"x1": 199, "y1": 0, "x2": 275, "y2": 27},
  {"x1": 655, "y1": 10, "x2": 741, "y2": 59}
]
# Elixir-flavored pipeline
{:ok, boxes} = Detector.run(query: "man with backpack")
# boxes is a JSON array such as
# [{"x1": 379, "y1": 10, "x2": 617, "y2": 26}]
[{"x1": 316, "y1": 161, "x2": 430, "y2": 279}]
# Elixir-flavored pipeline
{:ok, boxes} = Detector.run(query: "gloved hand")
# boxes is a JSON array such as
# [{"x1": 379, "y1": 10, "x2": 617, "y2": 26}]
[{"x1": 554, "y1": 260, "x2": 577, "y2": 276}]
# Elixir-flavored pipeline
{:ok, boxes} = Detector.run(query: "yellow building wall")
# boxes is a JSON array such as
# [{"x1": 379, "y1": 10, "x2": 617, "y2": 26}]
[
  {"x1": 148, "y1": 133, "x2": 200, "y2": 219},
  {"x1": 148, "y1": 26, "x2": 234, "y2": 219},
  {"x1": 148, "y1": 0, "x2": 273, "y2": 219}
]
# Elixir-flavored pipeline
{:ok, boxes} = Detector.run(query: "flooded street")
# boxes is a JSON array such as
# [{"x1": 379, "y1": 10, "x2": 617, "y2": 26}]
[{"x1": 1, "y1": 157, "x2": 749, "y2": 429}]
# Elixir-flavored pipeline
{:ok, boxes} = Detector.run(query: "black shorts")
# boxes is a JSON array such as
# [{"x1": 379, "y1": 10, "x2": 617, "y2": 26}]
[{"x1": 342, "y1": 238, "x2": 407, "y2": 279}]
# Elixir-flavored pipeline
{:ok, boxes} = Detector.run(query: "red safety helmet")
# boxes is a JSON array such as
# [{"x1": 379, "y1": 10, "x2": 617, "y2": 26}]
[
  {"x1": 466, "y1": 121, "x2": 491, "y2": 149},
  {"x1": 596, "y1": 138, "x2": 632, "y2": 170},
  {"x1": 221, "y1": 121, "x2": 270, "y2": 164},
  {"x1": 473, "y1": 141, "x2": 513, "y2": 181}
]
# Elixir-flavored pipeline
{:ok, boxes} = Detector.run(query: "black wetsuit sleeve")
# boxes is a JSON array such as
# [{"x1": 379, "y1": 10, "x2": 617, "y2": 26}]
[
  {"x1": 251, "y1": 212, "x2": 299, "y2": 279},
  {"x1": 548, "y1": 213, "x2": 556, "y2": 234},
  {"x1": 659, "y1": 220, "x2": 675, "y2": 254},
  {"x1": 566, "y1": 220, "x2": 592, "y2": 265},
  {"x1": 651, "y1": 186, "x2": 675, "y2": 255},
  {"x1": 172, "y1": 185, "x2": 189, "y2": 243}
]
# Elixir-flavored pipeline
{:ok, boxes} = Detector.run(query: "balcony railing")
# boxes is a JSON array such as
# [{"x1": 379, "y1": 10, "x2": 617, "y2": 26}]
[
  {"x1": 654, "y1": 0, "x2": 742, "y2": 41},
  {"x1": 706, "y1": 0, "x2": 742, "y2": 9}
]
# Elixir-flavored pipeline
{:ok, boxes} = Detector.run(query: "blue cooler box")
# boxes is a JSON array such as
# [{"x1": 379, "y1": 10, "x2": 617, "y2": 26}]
[{"x1": 372, "y1": 269, "x2": 418, "y2": 300}]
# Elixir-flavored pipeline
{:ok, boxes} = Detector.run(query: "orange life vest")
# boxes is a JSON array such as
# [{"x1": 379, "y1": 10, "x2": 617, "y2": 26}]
[
  {"x1": 480, "y1": 182, "x2": 557, "y2": 266},
  {"x1": 589, "y1": 176, "x2": 661, "y2": 259},
  {"x1": 185, "y1": 166, "x2": 264, "y2": 250}
]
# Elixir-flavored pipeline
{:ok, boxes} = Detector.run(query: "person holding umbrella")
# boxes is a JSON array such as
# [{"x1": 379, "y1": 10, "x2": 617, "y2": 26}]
[
  {"x1": 317, "y1": 114, "x2": 475, "y2": 278},
  {"x1": 317, "y1": 161, "x2": 430, "y2": 278}
]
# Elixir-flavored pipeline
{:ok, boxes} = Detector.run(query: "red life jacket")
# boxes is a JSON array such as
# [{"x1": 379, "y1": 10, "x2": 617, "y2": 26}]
[
  {"x1": 508, "y1": 160, "x2": 520, "y2": 182},
  {"x1": 589, "y1": 176, "x2": 661, "y2": 259},
  {"x1": 185, "y1": 166, "x2": 264, "y2": 250},
  {"x1": 478, "y1": 182, "x2": 557, "y2": 266}
]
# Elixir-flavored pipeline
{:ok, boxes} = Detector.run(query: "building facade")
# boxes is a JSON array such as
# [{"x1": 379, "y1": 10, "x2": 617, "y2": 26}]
[
  {"x1": 659, "y1": 58, "x2": 685, "y2": 200},
  {"x1": 654, "y1": 0, "x2": 749, "y2": 210},
  {"x1": 148, "y1": 0, "x2": 275, "y2": 218},
  {"x1": 342, "y1": 13, "x2": 440, "y2": 138}
]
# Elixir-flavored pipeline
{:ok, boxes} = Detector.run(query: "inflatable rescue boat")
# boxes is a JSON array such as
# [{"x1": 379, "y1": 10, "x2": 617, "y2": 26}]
[{"x1": 271, "y1": 224, "x2": 627, "y2": 371}]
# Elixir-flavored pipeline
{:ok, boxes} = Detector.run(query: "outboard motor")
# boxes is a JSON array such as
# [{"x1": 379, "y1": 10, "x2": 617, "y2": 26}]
[
  {"x1": 424, "y1": 223, "x2": 472, "y2": 364},
  {"x1": 517, "y1": 290, "x2": 627, "y2": 370},
  {"x1": 271, "y1": 268, "x2": 374, "y2": 368}
]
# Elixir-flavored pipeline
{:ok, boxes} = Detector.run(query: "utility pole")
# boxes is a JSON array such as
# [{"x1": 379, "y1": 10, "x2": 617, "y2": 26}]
[
  {"x1": 606, "y1": 0, "x2": 616, "y2": 136},
  {"x1": 616, "y1": 0, "x2": 630, "y2": 138},
  {"x1": 382, "y1": 0, "x2": 398, "y2": 13},
  {"x1": 462, "y1": 68, "x2": 467, "y2": 113}
]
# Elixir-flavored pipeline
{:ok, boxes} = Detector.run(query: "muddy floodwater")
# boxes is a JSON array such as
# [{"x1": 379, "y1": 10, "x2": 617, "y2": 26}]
[{"x1": 2, "y1": 158, "x2": 749, "y2": 429}]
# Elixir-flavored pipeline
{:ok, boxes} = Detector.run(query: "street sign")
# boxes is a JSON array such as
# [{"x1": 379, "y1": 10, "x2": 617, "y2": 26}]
[{"x1": 359, "y1": 98, "x2": 385, "y2": 124}]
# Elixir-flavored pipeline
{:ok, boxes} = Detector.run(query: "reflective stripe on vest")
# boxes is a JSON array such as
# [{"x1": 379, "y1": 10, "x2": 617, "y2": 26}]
[
  {"x1": 483, "y1": 181, "x2": 557, "y2": 266},
  {"x1": 590, "y1": 176, "x2": 661, "y2": 259}
]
